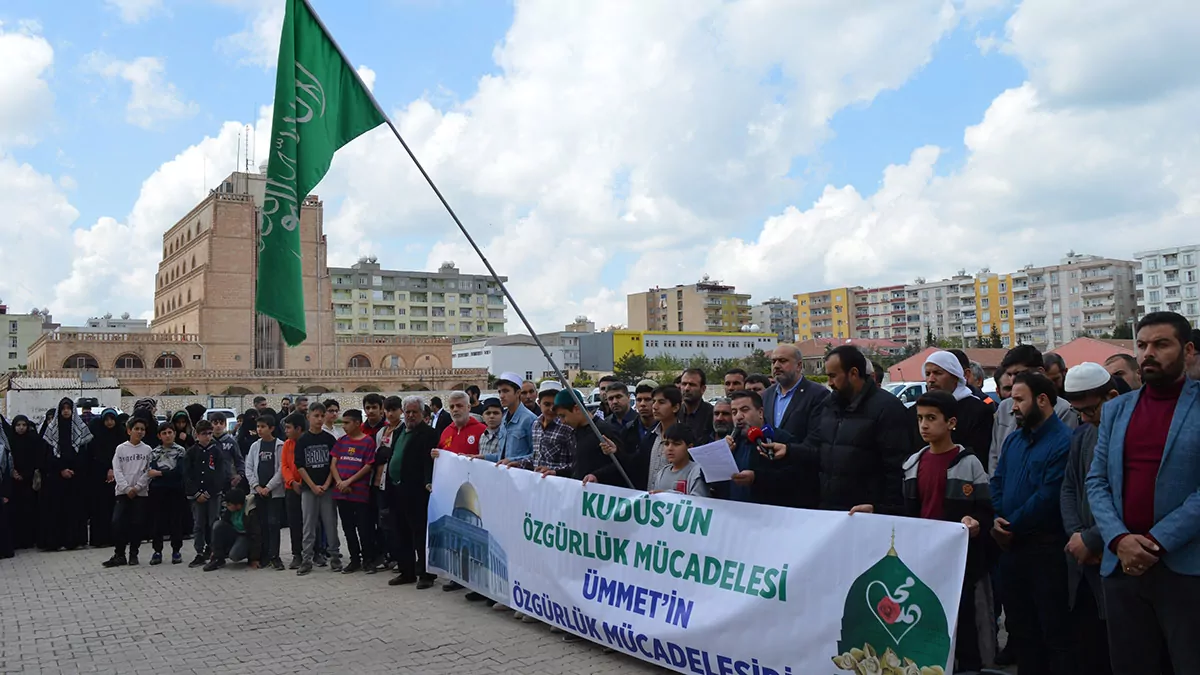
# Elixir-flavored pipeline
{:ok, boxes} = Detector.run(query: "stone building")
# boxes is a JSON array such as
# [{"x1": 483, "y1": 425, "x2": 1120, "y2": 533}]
[{"x1": 21, "y1": 169, "x2": 484, "y2": 397}]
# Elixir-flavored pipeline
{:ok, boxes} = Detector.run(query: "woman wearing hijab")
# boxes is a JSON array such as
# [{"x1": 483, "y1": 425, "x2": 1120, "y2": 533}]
[
  {"x1": 86, "y1": 409, "x2": 125, "y2": 548},
  {"x1": 171, "y1": 411, "x2": 194, "y2": 449},
  {"x1": 5, "y1": 415, "x2": 46, "y2": 549},
  {"x1": 236, "y1": 408, "x2": 260, "y2": 459},
  {"x1": 40, "y1": 397, "x2": 93, "y2": 550}
]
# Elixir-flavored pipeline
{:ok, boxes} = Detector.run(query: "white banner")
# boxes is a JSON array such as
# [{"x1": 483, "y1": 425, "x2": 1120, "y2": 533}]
[{"x1": 428, "y1": 453, "x2": 968, "y2": 675}]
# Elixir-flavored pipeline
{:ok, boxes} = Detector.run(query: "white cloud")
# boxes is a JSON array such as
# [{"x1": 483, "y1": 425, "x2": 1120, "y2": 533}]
[
  {"x1": 0, "y1": 154, "x2": 80, "y2": 313},
  {"x1": 356, "y1": 65, "x2": 376, "y2": 93},
  {"x1": 214, "y1": 0, "x2": 284, "y2": 68},
  {"x1": 0, "y1": 21, "x2": 54, "y2": 146},
  {"x1": 83, "y1": 53, "x2": 198, "y2": 129},
  {"x1": 104, "y1": 0, "x2": 163, "y2": 23}
]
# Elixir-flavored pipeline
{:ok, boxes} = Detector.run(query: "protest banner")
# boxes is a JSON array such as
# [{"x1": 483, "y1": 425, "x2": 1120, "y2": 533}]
[{"x1": 427, "y1": 452, "x2": 968, "y2": 674}]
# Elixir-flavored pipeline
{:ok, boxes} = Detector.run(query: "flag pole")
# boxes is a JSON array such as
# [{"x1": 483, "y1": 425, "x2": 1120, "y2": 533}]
[{"x1": 299, "y1": 0, "x2": 636, "y2": 489}]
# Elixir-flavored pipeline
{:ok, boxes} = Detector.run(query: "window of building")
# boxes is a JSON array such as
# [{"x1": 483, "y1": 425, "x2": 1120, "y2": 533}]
[
  {"x1": 7, "y1": 321, "x2": 15, "y2": 334},
  {"x1": 7, "y1": 352, "x2": 15, "y2": 360},
  {"x1": 359, "y1": 319, "x2": 368, "y2": 330},
  {"x1": 981, "y1": 298, "x2": 989, "y2": 308},
  {"x1": 1149, "y1": 290, "x2": 1161, "y2": 302},
  {"x1": 1000, "y1": 309, "x2": 1009, "y2": 319},
  {"x1": 999, "y1": 296, "x2": 1008, "y2": 307}
]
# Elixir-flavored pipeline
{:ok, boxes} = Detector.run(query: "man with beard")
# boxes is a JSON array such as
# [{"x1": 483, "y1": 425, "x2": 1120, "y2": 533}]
[
  {"x1": 772, "y1": 346, "x2": 911, "y2": 513},
  {"x1": 721, "y1": 391, "x2": 796, "y2": 505},
  {"x1": 677, "y1": 369, "x2": 714, "y2": 443},
  {"x1": 988, "y1": 345, "x2": 1079, "y2": 475},
  {"x1": 1087, "y1": 312, "x2": 1200, "y2": 674},
  {"x1": 723, "y1": 368, "x2": 747, "y2": 393},
  {"x1": 989, "y1": 371, "x2": 1073, "y2": 675},
  {"x1": 922, "y1": 351, "x2": 994, "y2": 464},
  {"x1": 602, "y1": 383, "x2": 637, "y2": 429},
  {"x1": 1187, "y1": 329, "x2": 1200, "y2": 380},
  {"x1": 757, "y1": 344, "x2": 829, "y2": 509},
  {"x1": 712, "y1": 398, "x2": 733, "y2": 439},
  {"x1": 86, "y1": 409, "x2": 125, "y2": 549},
  {"x1": 520, "y1": 380, "x2": 540, "y2": 415},
  {"x1": 1044, "y1": 352, "x2": 1069, "y2": 395},
  {"x1": 40, "y1": 398, "x2": 93, "y2": 550},
  {"x1": 744, "y1": 374, "x2": 770, "y2": 394}
]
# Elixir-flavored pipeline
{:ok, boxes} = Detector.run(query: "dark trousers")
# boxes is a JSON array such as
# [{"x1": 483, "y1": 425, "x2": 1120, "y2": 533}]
[
  {"x1": 211, "y1": 519, "x2": 250, "y2": 563},
  {"x1": 367, "y1": 486, "x2": 383, "y2": 562},
  {"x1": 38, "y1": 473, "x2": 86, "y2": 550},
  {"x1": 336, "y1": 499, "x2": 374, "y2": 564},
  {"x1": 112, "y1": 495, "x2": 146, "y2": 557},
  {"x1": 1070, "y1": 584, "x2": 1111, "y2": 675},
  {"x1": 378, "y1": 487, "x2": 398, "y2": 563},
  {"x1": 1104, "y1": 565, "x2": 1200, "y2": 675},
  {"x1": 956, "y1": 577, "x2": 983, "y2": 671},
  {"x1": 150, "y1": 487, "x2": 187, "y2": 554},
  {"x1": 999, "y1": 543, "x2": 1074, "y2": 675},
  {"x1": 388, "y1": 485, "x2": 433, "y2": 580},
  {"x1": 89, "y1": 480, "x2": 115, "y2": 547},
  {"x1": 257, "y1": 497, "x2": 283, "y2": 562},
  {"x1": 285, "y1": 489, "x2": 303, "y2": 558}
]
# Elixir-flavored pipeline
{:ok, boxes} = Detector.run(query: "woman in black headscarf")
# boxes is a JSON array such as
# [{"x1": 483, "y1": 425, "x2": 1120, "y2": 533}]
[
  {"x1": 237, "y1": 408, "x2": 260, "y2": 459},
  {"x1": 6, "y1": 415, "x2": 48, "y2": 550},
  {"x1": 40, "y1": 397, "x2": 93, "y2": 550},
  {"x1": 86, "y1": 408, "x2": 125, "y2": 548},
  {"x1": 171, "y1": 410, "x2": 194, "y2": 450}
]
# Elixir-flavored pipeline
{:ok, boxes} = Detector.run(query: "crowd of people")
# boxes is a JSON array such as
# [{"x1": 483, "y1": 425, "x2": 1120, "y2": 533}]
[{"x1": 0, "y1": 310, "x2": 1197, "y2": 675}]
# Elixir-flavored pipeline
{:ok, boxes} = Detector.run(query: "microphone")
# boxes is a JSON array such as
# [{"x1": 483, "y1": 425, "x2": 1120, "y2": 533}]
[{"x1": 746, "y1": 427, "x2": 763, "y2": 444}]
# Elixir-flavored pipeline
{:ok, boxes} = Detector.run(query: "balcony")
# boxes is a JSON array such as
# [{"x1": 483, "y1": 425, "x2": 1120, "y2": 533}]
[
  {"x1": 1084, "y1": 298, "x2": 1115, "y2": 309},
  {"x1": 1013, "y1": 295, "x2": 1030, "y2": 306},
  {"x1": 963, "y1": 326, "x2": 978, "y2": 338},
  {"x1": 1081, "y1": 285, "x2": 1114, "y2": 298},
  {"x1": 1084, "y1": 317, "x2": 1115, "y2": 329},
  {"x1": 1031, "y1": 306, "x2": 1047, "y2": 317},
  {"x1": 1016, "y1": 324, "x2": 1033, "y2": 333},
  {"x1": 1029, "y1": 277, "x2": 1047, "y2": 287},
  {"x1": 960, "y1": 315, "x2": 977, "y2": 325}
]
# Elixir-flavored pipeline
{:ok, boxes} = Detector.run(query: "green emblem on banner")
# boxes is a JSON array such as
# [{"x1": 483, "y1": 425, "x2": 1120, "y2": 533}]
[{"x1": 832, "y1": 530, "x2": 951, "y2": 675}]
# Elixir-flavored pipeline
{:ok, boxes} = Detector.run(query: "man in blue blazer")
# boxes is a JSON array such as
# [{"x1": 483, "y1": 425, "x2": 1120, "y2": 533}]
[{"x1": 1086, "y1": 311, "x2": 1200, "y2": 675}]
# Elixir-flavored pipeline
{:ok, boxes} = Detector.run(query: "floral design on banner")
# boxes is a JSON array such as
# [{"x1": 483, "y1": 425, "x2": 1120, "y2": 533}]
[{"x1": 833, "y1": 530, "x2": 951, "y2": 673}]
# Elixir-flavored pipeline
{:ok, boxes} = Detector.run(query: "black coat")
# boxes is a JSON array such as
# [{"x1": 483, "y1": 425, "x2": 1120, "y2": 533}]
[
  {"x1": 678, "y1": 399, "x2": 714, "y2": 444},
  {"x1": 759, "y1": 379, "x2": 830, "y2": 509},
  {"x1": 571, "y1": 421, "x2": 627, "y2": 487},
  {"x1": 785, "y1": 379, "x2": 915, "y2": 514},
  {"x1": 389, "y1": 423, "x2": 438, "y2": 495}
]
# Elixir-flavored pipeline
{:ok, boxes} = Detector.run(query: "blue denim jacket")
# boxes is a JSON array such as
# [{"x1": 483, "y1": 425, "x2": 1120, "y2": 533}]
[
  {"x1": 1087, "y1": 379, "x2": 1200, "y2": 577},
  {"x1": 484, "y1": 404, "x2": 536, "y2": 462}
]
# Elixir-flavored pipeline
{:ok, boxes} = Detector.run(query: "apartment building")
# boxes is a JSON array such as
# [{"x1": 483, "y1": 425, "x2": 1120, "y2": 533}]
[
  {"x1": 904, "y1": 275, "x2": 975, "y2": 345},
  {"x1": 794, "y1": 287, "x2": 855, "y2": 340},
  {"x1": 627, "y1": 277, "x2": 751, "y2": 333},
  {"x1": 750, "y1": 298, "x2": 799, "y2": 343},
  {"x1": 852, "y1": 285, "x2": 909, "y2": 341},
  {"x1": 1, "y1": 306, "x2": 54, "y2": 371},
  {"x1": 330, "y1": 259, "x2": 508, "y2": 341},
  {"x1": 1019, "y1": 253, "x2": 1138, "y2": 348},
  {"x1": 1134, "y1": 245, "x2": 1200, "y2": 326}
]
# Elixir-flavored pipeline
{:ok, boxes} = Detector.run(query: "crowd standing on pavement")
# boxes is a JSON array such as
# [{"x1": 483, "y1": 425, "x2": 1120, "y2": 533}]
[{"x1": 1, "y1": 311, "x2": 1198, "y2": 674}]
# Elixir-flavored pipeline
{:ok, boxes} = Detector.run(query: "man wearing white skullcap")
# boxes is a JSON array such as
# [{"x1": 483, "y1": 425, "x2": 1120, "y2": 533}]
[{"x1": 922, "y1": 350, "x2": 995, "y2": 465}]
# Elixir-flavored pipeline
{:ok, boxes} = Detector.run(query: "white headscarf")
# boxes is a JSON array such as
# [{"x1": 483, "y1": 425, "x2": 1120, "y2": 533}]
[{"x1": 924, "y1": 351, "x2": 973, "y2": 401}]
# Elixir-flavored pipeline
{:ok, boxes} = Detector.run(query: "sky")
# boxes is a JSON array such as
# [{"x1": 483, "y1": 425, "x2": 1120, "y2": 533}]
[{"x1": 1, "y1": 0, "x2": 1198, "y2": 334}]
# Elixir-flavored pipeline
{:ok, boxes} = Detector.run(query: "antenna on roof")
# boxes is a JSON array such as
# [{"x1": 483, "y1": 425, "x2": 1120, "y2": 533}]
[{"x1": 245, "y1": 124, "x2": 254, "y2": 172}]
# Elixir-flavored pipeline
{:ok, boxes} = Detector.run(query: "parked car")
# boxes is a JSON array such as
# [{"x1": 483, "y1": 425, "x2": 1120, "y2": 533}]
[
  {"x1": 887, "y1": 382, "x2": 927, "y2": 407},
  {"x1": 207, "y1": 407, "x2": 238, "y2": 431}
]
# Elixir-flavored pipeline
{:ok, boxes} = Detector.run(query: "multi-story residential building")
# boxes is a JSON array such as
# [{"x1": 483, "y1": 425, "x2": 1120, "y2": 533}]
[
  {"x1": 1023, "y1": 253, "x2": 1137, "y2": 347},
  {"x1": 613, "y1": 329, "x2": 777, "y2": 365},
  {"x1": 853, "y1": 285, "x2": 909, "y2": 341},
  {"x1": 1, "y1": 306, "x2": 55, "y2": 371},
  {"x1": 904, "y1": 274, "x2": 974, "y2": 345},
  {"x1": 329, "y1": 259, "x2": 508, "y2": 341},
  {"x1": 750, "y1": 298, "x2": 799, "y2": 343},
  {"x1": 627, "y1": 277, "x2": 751, "y2": 333},
  {"x1": 972, "y1": 271, "x2": 1016, "y2": 347},
  {"x1": 795, "y1": 287, "x2": 855, "y2": 340},
  {"x1": 1135, "y1": 245, "x2": 1200, "y2": 327}
]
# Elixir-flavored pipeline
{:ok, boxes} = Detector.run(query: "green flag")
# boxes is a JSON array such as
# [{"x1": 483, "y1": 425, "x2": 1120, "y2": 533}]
[{"x1": 257, "y1": 0, "x2": 384, "y2": 346}]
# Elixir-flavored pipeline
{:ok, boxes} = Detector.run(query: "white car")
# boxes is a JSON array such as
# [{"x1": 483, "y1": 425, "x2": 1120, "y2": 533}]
[
  {"x1": 887, "y1": 382, "x2": 927, "y2": 407},
  {"x1": 207, "y1": 408, "x2": 238, "y2": 431}
]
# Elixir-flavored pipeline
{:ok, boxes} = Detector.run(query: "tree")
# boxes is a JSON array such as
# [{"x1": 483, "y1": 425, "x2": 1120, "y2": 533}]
[
  {"x1": 988, "y1": 324, "x2": 1003, "y2": 349},
  {"x1": 613, "y1": 352, "x2": 649, "y2": 383},
  {"x1": 1112, "y1": 323, "x2": 1133, "y2": 340},
  {"x1": 925, "y1": 329, "x2": 937, "y2": 348},
  {"x1": 572, "y1": 371, "x2": 594, "y2": 388},
  {"x1": 936, "y1": 336, "x2": 964, "y2": 349},
  {"x1": 742, "y1": 349, "x2": 771, "y2": 376}
]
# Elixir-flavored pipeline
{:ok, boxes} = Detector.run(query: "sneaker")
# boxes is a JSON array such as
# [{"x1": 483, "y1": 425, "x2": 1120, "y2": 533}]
[
  {"x1": 288, "y1": 556, "x2": 302, "y2": 570},
  {"x1": 492, "y1": 603, "x2": 510, "y2": 612},
  {"x1": 314, "y1": 555, "x2": 328, "y2": 567},
  {"x1": 272, "y1": 558, "x2": 286, "y2": 571},
  {"x1": 203, "y1": 559, "x2": 225, "y2": 572},
  {"x1": 341, "y1": 561, "x2": 362, "y2": 574},
  {"x1": 388, "y1": 574, "x2": 416, "y2": 586},
  {"x1": 520, "y1": 613, "x2": 538, "y2": 624},
  {"x1": 128, "y1": 553, "x2": 140, "y2": 566},
  {"x1": 189, "y1": 554, "x2": 207, "y2": 568},
  {"x1": 171, "y1": 552, "x2": 182, "y2": 565},
  {"x1": 149, "y1": 552, "x2": 163, "y2": 566},
  {"x1": 296, "y1": 562, "x2": 313, "y2": 576},
  {"x1": 102, "y1": 554, "x2": 127, "y2": 568},
  {"x1": 329, "y1": 557, "x2": 343, "y2": 573},
  {"x1": 443, "y1": 581, "x2": 464, "y2": 592},
  {"x1": 416, "y1": 578, "x2": 435, "y2": 590}
]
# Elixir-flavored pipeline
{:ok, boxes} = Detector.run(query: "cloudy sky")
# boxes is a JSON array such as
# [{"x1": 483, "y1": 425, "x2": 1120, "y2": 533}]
[{"x1": 1, "y1": 0, "x2": 1197, "y2": 334}]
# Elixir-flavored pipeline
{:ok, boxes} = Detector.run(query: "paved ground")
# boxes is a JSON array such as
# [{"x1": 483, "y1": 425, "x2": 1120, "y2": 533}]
[{"x1": 0, "y1": 545, "x2": 665, "y2": 675}]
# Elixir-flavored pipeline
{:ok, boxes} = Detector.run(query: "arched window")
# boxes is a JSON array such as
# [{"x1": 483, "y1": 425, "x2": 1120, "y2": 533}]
[
  {"x1": 63, "y1": 353, "x2": 99, "y2": 369},
  {"x1": 154, "y1": 354, "x2": 183, "y2": 369},
  {"x1": 114, "y1": 353, "x2": 145, "y2": 369},
  {"x1": 386, "y1": 355, "x2": 403, "y2": 369},
  {"x1": 348, "y1": 354, "x2": 371, "y2": 368}
]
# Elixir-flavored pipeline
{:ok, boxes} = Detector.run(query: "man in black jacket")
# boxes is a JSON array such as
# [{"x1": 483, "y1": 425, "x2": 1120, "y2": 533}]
[
  {"x1": 766, "y1": 345, "x2": 914, "y2": 514},
  {"x1": 677, "y1": 369, "x2": 714, "y2": 443},
  {"x1": 556, "y1": 390, "x2": 628, "y2": 488},
  {"x1": 387, "y1": 395, "x2": 440, "y2": 589},
  {"x1": 1060, "y1": 363, "x2": 1120, "y2": 675},
  {"x1": 759, "y1": 344, "x2": 829, "y2": 509},
  {"x1": 921, "y1": 350, "x2": 994, "y2": 464}
]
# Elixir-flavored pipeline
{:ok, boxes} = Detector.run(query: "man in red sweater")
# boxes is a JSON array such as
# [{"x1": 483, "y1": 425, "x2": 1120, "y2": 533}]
[{"x1": 1087, "y1": 311, "x2": 1200, "y2": 675}]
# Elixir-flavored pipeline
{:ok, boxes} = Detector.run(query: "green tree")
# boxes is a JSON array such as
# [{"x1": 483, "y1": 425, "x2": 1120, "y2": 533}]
[
  {"x1": 936, "y1": 336, "x2": 964, "y2": 349},
  {"x1": 572, "y1": 371, "x2": 594, "y2": 388},
  {"x1": 1112, "y1": 323, "x2": 1133, "y2": 339},
  {"x1": 742, "y1": 349, "x2": 772, "y2": 376},
  {"x1": 925, "y1": 329, "x2": 937, "y2": 348},
  {"x1": 988, "y1": 324, "x2": 1003, "y2": 349},
  {"x1": 613, "y1": 352, "x2": 649, "y2": 383}
]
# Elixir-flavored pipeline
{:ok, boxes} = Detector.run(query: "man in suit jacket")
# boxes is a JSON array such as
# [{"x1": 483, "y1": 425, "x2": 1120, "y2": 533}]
[
  {"x1": 758, "y1": 344, "x2": 830, "y2": 509},
  {"x1": 1086, "y1": 312, "x2": 1200, "y2": 674},
  {"x1": 429, "y1": 396, "x2": 452, "y2": 435}
]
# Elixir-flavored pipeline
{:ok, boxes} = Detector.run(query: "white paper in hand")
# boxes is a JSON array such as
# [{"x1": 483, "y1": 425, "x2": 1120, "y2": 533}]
[{"x1": 687, "y1": 440, "x2": 740, "y2": 483}]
